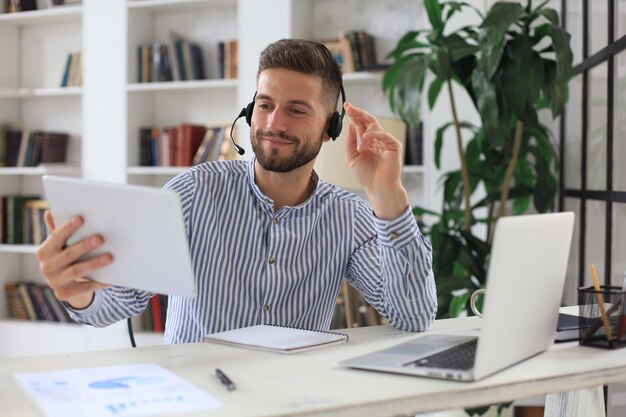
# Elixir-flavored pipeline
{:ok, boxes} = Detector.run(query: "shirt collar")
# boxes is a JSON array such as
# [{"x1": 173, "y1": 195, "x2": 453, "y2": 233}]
[{"x1": 246, "y1": 158, "x2": 326, "y2": 210}]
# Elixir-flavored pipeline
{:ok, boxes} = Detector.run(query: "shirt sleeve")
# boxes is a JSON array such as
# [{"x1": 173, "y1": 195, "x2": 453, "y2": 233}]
[
  {"x1": 65, "y1": 286, "x2": 154, "y2": 327},
  {"x1": 344, "y1": 204, "x2": 437, "y2": 332}
]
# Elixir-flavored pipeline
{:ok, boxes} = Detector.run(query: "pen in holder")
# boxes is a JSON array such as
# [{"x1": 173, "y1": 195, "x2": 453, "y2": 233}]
[{"x1": 579, "y1": 285, "x2": 626, "y2": 349}]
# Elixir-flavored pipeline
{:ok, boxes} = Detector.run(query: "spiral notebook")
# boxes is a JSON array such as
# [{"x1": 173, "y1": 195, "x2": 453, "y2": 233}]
[{"x1": 204, "y1": 325, "x2": 349, "y2": 354}]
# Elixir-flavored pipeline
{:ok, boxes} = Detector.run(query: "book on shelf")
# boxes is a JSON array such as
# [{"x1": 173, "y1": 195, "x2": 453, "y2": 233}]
[
  {"x1": 3, "y1": 0, "x2": 37, "y2": 13},
  {"x1": 330, "y1": 31, "x2": 379, "y2": 73},
  {"x1": 26, "y1": 282, "x2": 57, "y2": 322},
  {"x1": 1, "y1": 195, "x2": 41, "y2": 244},
  {"x1": 141, "y1": 294, "x2": 168, "y2": 332},
  {"x1": 39, "y1": 132, "x2": 70, "y2": 164},
  {"x1": 218, "y1": 39, "x2": 238, "y2": 80},
  {"x1": 167, "y1": 32, "x2": 207, "y2": 82},
  {"x1": 191, "y1": 126, "x2": 234, "y2": 166},
  {"x1": 0, "y1": 127, "x2": 71, "y2": 167},
  {"x1": 60, "y1": 51, "x2": 82, "y2": 88},
  {"x1": 136, "y1": 43, "x2": 174, "y2": 83},
  {"x1": 23, "y1": 199, "x2": 49, "y2": 245},
  {"x1": 405, "y1": 121, "x2": 423, "y2": 166},
  {"x1": 176, "y1": 123, "x2": 206, "y2": 167},
  {"x1": 16, "y1": 283, "x2": 37, "y2": 320},
  {"x1": 151, "y1": 43, "x2": 173, "y2": 83},
  {"x1": 205, "y1": 324, "x2": 349, "y2": 354}
]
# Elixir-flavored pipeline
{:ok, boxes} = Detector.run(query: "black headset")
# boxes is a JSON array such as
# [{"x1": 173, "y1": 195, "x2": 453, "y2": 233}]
[{"x1": 229, "y1": 84, "x2": 347, "y2": 156}]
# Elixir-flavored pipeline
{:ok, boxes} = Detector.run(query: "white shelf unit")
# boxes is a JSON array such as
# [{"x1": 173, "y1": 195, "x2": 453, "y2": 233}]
[
  {"x1": 0, "y1": 0, "x2": 440, "y2": 354},
  {"x1": 0, "y1": 5, "x2": 83, "y2": 265},
  {"x1": 123, "y1": 0, "x2": 239, "y2": 188}
]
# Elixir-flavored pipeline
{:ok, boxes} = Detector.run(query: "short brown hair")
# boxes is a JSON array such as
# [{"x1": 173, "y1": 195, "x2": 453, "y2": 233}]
[{"x1": 257, "y1": 39, "x2": 343, "y2": 111}]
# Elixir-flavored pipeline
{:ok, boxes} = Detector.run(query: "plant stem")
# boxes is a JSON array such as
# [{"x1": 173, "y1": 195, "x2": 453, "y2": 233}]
[
  {"x1": 497, "y1": 119, "x2": 525, "y2": 220},
  {"x1": 447, "y1": 80, "x2": 472, "y2": 230},
  {"x1": 487, "y1": 201, "x2": 495, "y2": 244}
]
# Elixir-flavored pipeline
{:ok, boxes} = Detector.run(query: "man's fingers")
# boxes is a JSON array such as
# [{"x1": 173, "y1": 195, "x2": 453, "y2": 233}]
[
  {"x1": 40, "y1": 242, "x2": 113, "y2": 285},
  {"x1": 43, "y1": 210, "x2": 56, "y2": 233},
  {"x1": 358, "y1": 131, "x2": 402, "y2": 154},
  {"x1": 345, "y1": 123, "x2": 359, "y2": 161},
  {"x1": 344, "y1": 101, "x2": 379, "y2": 129},
  {"x1": 37, "y1": 215, "x2": 84, "y2": 260},
  {"x1": 44, "y1": 253, "x2": 113, "y2": 290}
]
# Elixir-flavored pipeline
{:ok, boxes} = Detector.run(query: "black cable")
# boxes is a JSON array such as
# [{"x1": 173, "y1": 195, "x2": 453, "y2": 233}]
[{"x1": 127, "y1": 317, "x2": 136, "y2": 348}]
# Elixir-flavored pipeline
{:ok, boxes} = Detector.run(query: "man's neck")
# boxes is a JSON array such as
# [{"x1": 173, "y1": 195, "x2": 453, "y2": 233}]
[{"x1": 253, "y1": 161, "x2": 316, "y2": 211}]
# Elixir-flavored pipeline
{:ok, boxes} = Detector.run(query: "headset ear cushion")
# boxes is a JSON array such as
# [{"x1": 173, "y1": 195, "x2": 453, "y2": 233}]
[
  {"x1": 245, "y1": 101, "x2": 254, "y2": 126},
  {"x1": 326, "y1": 112, "x2": 342, "y2": 140}
]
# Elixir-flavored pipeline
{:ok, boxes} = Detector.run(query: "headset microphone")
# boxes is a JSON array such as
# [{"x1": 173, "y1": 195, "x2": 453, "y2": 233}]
[{"x1": 229, "y1": 108, "x2": 247, "y2": 156}]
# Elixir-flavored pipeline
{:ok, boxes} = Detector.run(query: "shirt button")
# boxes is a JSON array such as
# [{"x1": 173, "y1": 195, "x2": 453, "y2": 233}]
[
  {"x1": 268, "y1": 256, "x2": 275, "y2": 264},
  {"x1": 390, "y1": 232, "x2": 399, "y2": 240},
  {"x1": 273, "y1": 218, "x2": 279, "y2": 225},
  {"x1": 263, "y1": 304, "x2": 270, "y2": 312}
]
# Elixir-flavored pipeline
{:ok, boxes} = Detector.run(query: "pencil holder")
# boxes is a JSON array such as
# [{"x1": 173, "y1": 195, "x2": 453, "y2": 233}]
[{"x1": 578, "y1": 285, "x2": 626, "y2": 349}]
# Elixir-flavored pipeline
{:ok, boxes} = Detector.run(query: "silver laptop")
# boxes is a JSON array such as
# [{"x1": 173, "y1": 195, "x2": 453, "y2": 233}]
[
  {"x1": 340, "y1": 212, "x2": 575, "y2": 381},
  {"x1": 42, "y1": 175, "x2": 196, "y2": 298}
]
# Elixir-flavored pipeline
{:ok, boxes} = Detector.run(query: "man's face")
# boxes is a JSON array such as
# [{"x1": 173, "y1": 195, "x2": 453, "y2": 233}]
[{"x1": 250, "y1": 68, "x2": 331, "y2": 173}]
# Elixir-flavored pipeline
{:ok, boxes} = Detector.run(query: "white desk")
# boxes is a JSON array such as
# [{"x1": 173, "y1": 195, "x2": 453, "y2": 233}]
[{"x1": 0, "y1": 316, "x2": 623, "y2": 417}]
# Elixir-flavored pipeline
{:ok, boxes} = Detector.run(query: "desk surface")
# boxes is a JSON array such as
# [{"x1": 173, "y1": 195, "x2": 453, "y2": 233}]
[{"x1": 2, "y1": 315, "x2": 626, "y2": 417}]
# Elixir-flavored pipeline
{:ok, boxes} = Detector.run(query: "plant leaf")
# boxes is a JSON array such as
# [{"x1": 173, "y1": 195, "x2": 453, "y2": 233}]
[
  {"x1": 383, "y1": 54, "x2": 429, "y2": 125},
  {"x1": 434, "y1": 121, "x2": 477, "y2": 169},
  {"x1": 480, "y1": 2, "x2": 525, "y2": 29},
  {"x1": 429, "y1": 46, "x2": 452, "y2": 80},
  {"x1": 471, "y1": 70, "x2": 500, "y2": 145},
  {"x1": 477, "y1": 2, "x2": 525, "y2": 79},
  {"x1": 449, "y1": 291, "x2": 471, "y2": 318},
  {"x1": 428, "y1": 78, "x2": 444, "y2": 109},
  {"x1": 547, "y1": 25, "x2": 573, "y2": 116},
  {"x1": 501, "y1": 34, "x2": 534, "y2": 118},
  {"x1": 424, "y1": 0, "x2": 444, "y2": 32},
  {"x1": 442, "y1": 1, "x2": 484, "y2": 19},
  {"x1": 540, "y1": 8, "x2": 559, "y2": 25},
  {"x1": 444, "y1": 33, "x2": 479, "y2": 62}
]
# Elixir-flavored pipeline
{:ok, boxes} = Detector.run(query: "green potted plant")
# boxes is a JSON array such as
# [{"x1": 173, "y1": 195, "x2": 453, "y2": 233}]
[{"x1": 383, "y1": 0, "x2": 573, "y2": 319}]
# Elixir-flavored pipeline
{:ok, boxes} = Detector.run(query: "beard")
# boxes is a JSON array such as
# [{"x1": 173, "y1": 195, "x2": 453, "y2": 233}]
[{"x1": 251, "y1": 129, "x2": 324, "y2": 173}]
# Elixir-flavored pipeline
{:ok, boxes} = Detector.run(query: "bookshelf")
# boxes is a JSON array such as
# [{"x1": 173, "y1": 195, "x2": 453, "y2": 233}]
[
  {"x1": 0, "y1": 0, "x2": 445, "y2": 354},
  {"x1": 0, "y1": 2, "x2": 88, "y2": 357}
]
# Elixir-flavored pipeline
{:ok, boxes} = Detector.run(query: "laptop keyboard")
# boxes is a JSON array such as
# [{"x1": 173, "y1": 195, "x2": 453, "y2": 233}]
[{"x1": 405, "y1": 339, "x2": 478, "y2": 370}]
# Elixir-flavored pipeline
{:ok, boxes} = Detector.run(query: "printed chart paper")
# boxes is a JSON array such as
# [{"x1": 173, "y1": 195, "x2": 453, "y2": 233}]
[{"x1": 14, "y1": 363, "x2": 221, "y2": 417}]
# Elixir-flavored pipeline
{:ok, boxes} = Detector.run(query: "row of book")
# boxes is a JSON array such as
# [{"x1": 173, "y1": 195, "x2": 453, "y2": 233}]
[
  {"x1": 139, "y1": 123, "x2": 235, "y2": 167},
  {"x1": 323, "y1": 30, "x2": 379, "y2": 73},
  {"x1": 0, "y1": 127, "x2": 71, "y2": 167},
  {"x1": 5, "y1": 282, "x2": 73, "y2": 323},
  {"x1": 135, "y1": 32, "x2": 238, "y2": 83},
  {"x1": 60, "y1": 51, "x2": 82, "y2": 87},
  {"x1": 141, "y1": 295, "x2": 168, "y2": 332},
  {"x1": 1, "y1": 196, "x2": 48, "y2": 245}
]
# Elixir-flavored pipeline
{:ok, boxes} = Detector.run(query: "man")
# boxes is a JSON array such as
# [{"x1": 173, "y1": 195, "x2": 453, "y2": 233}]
[{"x1": 37, "y1": 39, "x2": 437, "y2": 344}]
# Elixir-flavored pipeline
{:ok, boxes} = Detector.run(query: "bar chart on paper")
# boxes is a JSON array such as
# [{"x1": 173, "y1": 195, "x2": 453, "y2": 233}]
[{"x1": 14, "y1": 363, "x2": 221, "y2": 417}]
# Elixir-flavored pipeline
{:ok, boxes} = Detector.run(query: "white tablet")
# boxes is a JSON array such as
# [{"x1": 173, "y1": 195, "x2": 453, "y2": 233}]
[{"x1": 42, "y1": 175, "x2": 196, "y2": 298}]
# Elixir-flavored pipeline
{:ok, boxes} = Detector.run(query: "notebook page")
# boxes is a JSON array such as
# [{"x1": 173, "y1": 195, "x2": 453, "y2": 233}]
[{"x1": 204, "y1": 325, "x2": 348, "y2": 353}]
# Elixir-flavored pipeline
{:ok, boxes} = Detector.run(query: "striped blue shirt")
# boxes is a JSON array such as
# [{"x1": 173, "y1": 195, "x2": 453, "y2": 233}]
[{"x1": 67, "y1": 159, "x2": 437, "y2": 343}]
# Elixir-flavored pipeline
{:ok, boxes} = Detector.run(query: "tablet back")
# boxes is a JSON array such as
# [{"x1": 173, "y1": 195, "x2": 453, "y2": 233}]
[{"x1": 43, "y1": 175, "x2": 196, "y2": 298}]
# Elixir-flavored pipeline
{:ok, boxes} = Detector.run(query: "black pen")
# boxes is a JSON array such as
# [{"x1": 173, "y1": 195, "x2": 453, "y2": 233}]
[{"x1": 215, "y1": 368, "x2": 236, "y2": 391}]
